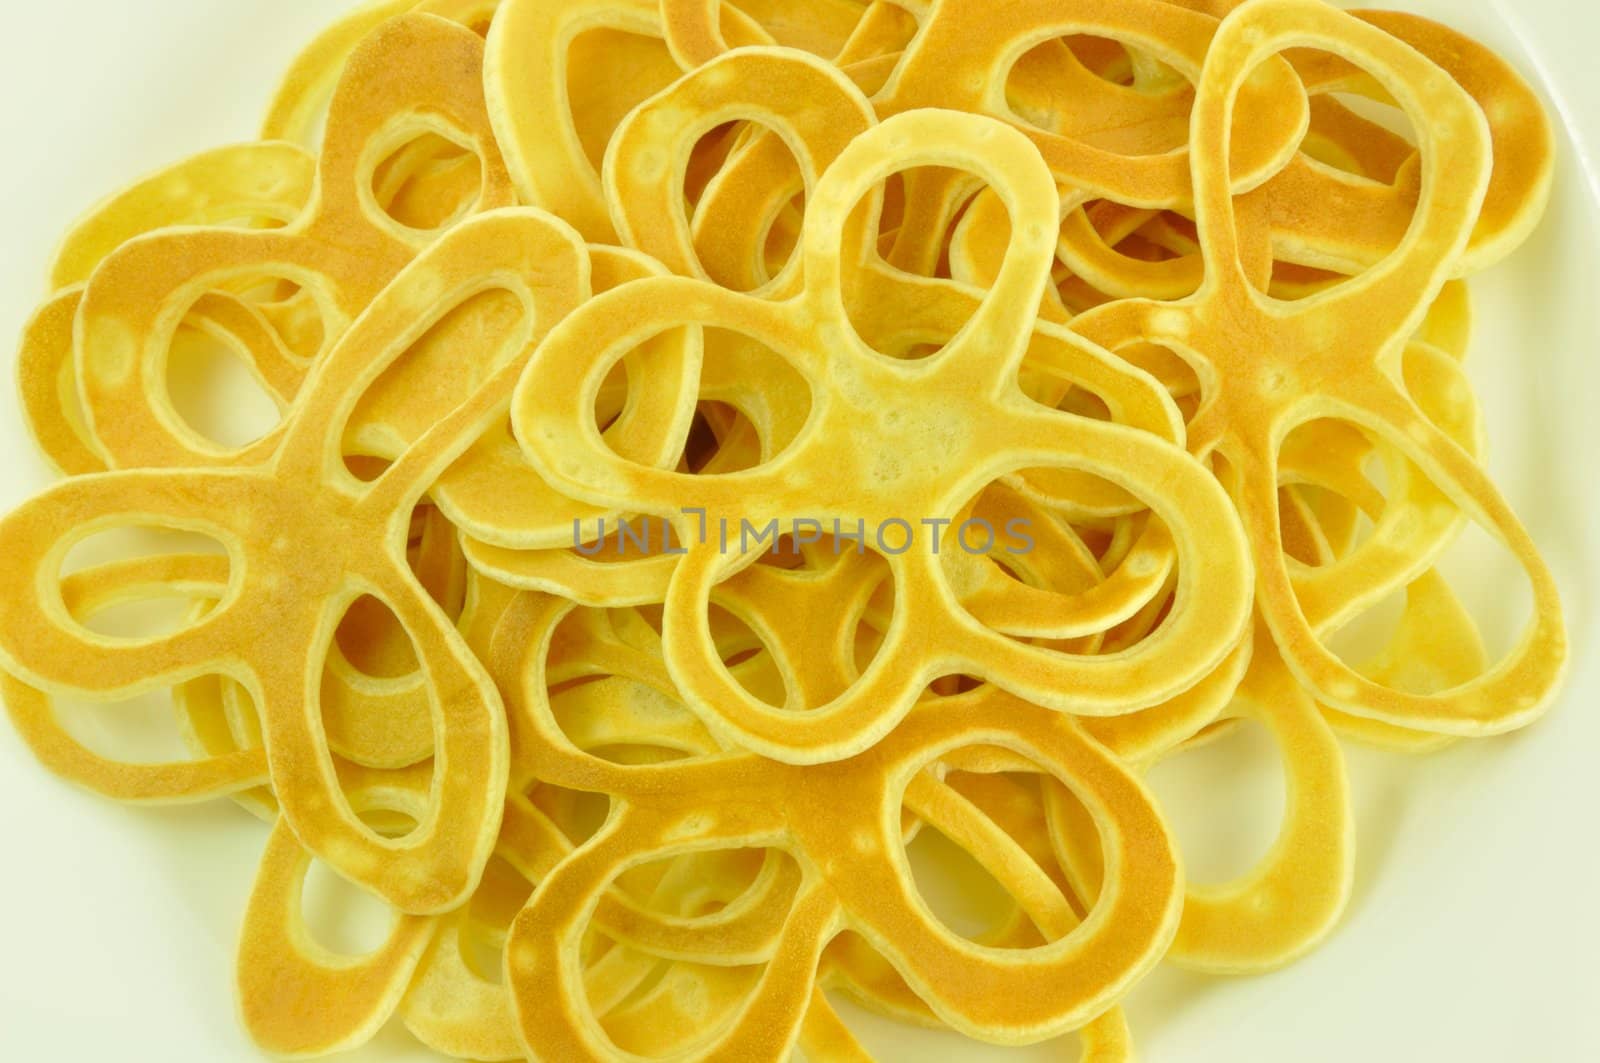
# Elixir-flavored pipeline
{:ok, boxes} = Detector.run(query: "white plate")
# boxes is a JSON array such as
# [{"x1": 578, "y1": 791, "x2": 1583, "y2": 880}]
[{"x1": 0, "y1": 1, "x2": 1596, "y2": 1059}]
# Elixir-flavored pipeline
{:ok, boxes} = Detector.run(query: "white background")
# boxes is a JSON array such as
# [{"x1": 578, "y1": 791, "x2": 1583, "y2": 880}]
[{"x1": 0, "y1": 1, "x2": 1597, "y2": 1060}]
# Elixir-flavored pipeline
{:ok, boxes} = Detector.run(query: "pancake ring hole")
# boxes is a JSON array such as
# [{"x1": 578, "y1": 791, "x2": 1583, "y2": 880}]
[
  {"x1": 575, "y1": 846, "x2": 798, "y2": 1058},
  {"x1": 899, "y1": 748, "x2": 1086, "y2": 950},
  {"x1": 705, "y1": 536, "x2": 894, "y2": 714},
  {"x1": 368, "y1": 124, "x2": 485, "y2": 235},
  {"x1": 543, "y1": 607, "x2": 721, "y2": 765}
]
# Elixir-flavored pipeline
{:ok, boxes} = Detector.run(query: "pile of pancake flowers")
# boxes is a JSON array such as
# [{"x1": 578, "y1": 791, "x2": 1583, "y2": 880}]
[{"x1": 0, "y1": 0, "x2": 1567, "y2": 1058}]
